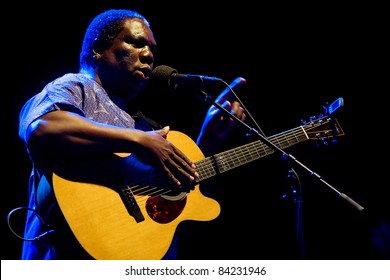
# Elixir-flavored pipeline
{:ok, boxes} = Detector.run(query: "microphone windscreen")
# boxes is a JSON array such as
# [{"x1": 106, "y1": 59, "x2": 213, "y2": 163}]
[{"x1": 149, "y1": 65, "x2": 178, "y2": 88}]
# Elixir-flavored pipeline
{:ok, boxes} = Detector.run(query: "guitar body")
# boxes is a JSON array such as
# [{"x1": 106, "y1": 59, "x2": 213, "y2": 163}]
[{"x1": 52, "y1": 131, "x2": 221, "y2": 260}]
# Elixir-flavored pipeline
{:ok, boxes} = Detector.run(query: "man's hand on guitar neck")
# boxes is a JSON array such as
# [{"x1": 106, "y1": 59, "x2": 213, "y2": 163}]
[{"x1": 196, "y1": 77, "x2": 247, "y2": 156}]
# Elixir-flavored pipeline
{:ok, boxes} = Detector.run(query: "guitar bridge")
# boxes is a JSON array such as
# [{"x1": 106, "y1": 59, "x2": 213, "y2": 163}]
[{"x1": 119, "y1": 185, "x2": 145, "y2": 223}]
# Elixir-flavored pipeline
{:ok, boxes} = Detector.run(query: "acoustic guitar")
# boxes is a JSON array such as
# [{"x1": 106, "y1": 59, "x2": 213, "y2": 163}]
[{"x1": 53, "y1": 114, "x2": 344, "y2": 259}]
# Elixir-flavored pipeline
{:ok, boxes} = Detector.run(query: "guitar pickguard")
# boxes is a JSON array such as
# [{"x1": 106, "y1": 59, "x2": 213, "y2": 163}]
[{"x1": 146, "y1": 195, "x2": 187, "y2": 224}]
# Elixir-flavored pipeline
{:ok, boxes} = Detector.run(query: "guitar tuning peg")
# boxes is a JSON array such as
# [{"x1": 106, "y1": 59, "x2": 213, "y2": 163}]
[
  {"x1": 301, "y1": 118, "x2": 307, "y2": 124},
  {"x1": 321, "y1": 138, "x2": 329, "y2": 146},
  {"x1": 323, "y1": 102, "x2": 330, "y2": 115}
]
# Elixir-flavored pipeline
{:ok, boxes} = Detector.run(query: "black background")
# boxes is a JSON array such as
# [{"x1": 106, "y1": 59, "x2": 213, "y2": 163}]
[{"x1": 3, "y1": 1, "x2": 388, "y2": 260}]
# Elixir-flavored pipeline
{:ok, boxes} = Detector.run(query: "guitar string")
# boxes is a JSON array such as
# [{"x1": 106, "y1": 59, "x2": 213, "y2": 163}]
[
  {"x1": 130, "y1": 119, "x2": 330, "y2": 205},
  {"x1": 216, "y1": 118, "x2": 335, "y2": 173},
  {"x1": 213, "y1": 126, "x2": 307, "y2": 173},
  {"x1": 132, "y1": 126, "x2": 307, "y2": 197}
]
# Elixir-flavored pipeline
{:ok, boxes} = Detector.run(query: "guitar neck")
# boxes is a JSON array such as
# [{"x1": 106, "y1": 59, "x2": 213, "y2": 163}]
[{"x1": 195, "y1": 125, "x2": 308, "y2": 182}]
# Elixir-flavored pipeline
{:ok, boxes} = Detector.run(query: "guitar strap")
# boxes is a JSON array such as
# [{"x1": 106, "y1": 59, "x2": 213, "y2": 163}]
[{"x1": 133, "y1": 110, "x2": 162, "y2": 131}]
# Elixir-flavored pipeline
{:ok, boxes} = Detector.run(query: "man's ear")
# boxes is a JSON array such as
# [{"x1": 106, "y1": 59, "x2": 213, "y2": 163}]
[{"x1": 92, "y1": 38, "x2": 106, "y2": 55}]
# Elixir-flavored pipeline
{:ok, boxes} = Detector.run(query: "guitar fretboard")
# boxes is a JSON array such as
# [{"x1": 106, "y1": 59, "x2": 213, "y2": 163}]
[{"x1": 195, "y1": 125, "x2": 308, "y2": 182}]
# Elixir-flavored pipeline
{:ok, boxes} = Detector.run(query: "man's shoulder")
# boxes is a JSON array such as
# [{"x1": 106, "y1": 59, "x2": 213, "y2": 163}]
[{"x1": 54, "y1": 73, "x2": 94, "y2": 85}]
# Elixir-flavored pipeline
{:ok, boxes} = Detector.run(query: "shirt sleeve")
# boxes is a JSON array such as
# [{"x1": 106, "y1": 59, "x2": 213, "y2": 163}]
[{"x1": 18, "y1": 78, "x2": 85, "y2": 143}]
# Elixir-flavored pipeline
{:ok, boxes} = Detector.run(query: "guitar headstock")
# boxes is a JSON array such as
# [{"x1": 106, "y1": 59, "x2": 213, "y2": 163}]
[
  {"x1": 302, "y1": 115, "x2": 345, "y2": 141},
  {"x1": 302, "y1": 97, "x2": 345, "y2": 142}
]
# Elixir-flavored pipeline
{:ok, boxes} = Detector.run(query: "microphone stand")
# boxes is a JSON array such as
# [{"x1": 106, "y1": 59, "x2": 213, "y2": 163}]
[
  {"x1": 283, "y1": 168, "x2": 307, "y2": 259},
  {"x1": 197, "y1": 89, "x2": 365, "y2": 212}
]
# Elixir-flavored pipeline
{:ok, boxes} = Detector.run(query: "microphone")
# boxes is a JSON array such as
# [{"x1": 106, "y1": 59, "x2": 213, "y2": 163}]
[{"x1": 149, "y1": 65, "x2": 223, "y2": 91}]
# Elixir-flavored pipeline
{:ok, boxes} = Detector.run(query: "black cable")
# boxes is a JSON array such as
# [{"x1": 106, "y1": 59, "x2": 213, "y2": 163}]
[
  {"x1": 7, "y1": 206, "x2": 55, "y2": 241},
  {"x1": 222, "y1": 80, "x2": 266, "y2": 137}
]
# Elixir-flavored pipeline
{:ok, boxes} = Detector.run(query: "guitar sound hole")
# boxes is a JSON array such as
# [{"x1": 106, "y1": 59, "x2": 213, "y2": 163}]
[{"x1": 145, "y1": 195, "x2": 187, "y2": 224}]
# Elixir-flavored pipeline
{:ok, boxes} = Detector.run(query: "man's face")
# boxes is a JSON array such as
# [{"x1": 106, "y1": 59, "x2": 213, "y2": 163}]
[{"x1": 99, "y1": 18, "x2": 157, "y2": 98}]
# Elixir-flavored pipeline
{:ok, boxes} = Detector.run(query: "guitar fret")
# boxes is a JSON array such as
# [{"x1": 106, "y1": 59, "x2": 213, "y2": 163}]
[
  {"x1": 196, "y1": 157, "x2": 217, "y2": 181},
  {"x1": 197, "y1": 127, "x2": 309, "y2": 177}
]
